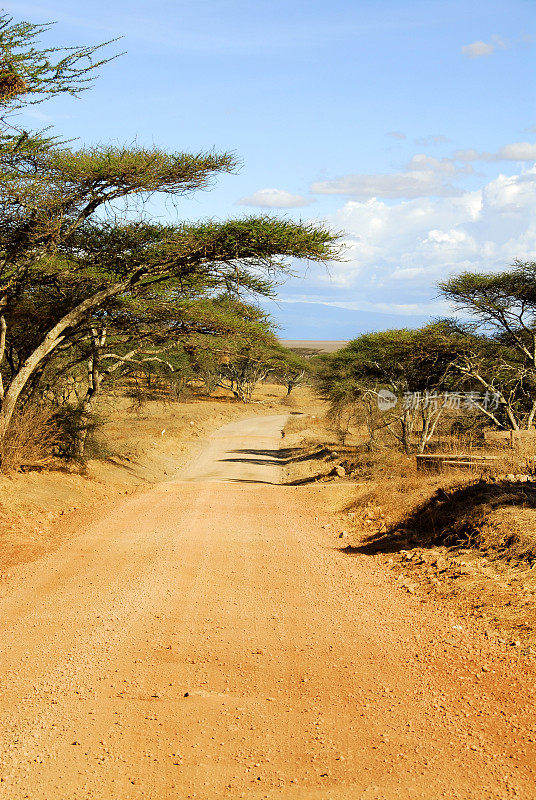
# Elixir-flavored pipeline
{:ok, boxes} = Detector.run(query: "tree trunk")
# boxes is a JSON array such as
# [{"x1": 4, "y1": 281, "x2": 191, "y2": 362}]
[
  {"x1": 401, "y1": 411, "x2": 411, "y2": 454},
  {"x1": 417, "y1": 407, "x2": 443, "y2": 453},
  {"x1": 0, "y1": 314, "x2": 6, "y2": 404},
  {"x1": 74, "y1": 328, "x2": 106, "y2": 459},
  {"x1": 526, "y1": 399, "x2": 536, "y2": 430},
  {"x1": 504, "y1": 403, "x2": 520, "y2": 431},
  {"x1": 0, "y1": 281, "x2": 129, "y2": 447}
]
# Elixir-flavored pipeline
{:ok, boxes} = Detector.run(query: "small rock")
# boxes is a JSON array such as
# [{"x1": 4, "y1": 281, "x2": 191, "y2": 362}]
[{"x1": 335, "y1": 466, "x2": 346, "y2": 478}]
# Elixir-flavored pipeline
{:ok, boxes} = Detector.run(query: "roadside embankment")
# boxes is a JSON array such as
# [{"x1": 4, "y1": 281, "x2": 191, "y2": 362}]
[{"x1": 282, "y1": 411, "x2": 536, "y2": 650}]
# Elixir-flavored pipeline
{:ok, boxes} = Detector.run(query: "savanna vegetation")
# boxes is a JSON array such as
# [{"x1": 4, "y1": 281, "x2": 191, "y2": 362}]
[
  {"x1": 286, "y1": 263, "x2": 536, "y2": 644},
  {"x1": 0, "y1": 13, "x2": 336, "y2": 470},
  {"x1": 315, "y1": 260, "x2": 536, "y2": 454},
  {"x1": 2, "y1": 10, "x2": 536, "y2": 645}
]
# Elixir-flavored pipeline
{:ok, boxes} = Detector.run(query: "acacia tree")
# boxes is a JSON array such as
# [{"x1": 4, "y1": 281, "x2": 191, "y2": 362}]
[
  {"x1": 316, "y1": 326, "x2": 460, "y2": 452},
  {"x1": 0, "y1": 13, "x2": 115, "y2": 111},
  {"x1": 439, "y1": 261, "x2": 536, "y2": 430},
  {"x1": 184, "y1": 296, "x2": 276, "y2": 395},
  {"x1": 272, "y1": 350, "x2": 309, "y2": 395},
  {"x1": 0, "y1": 15, "x2": 340, "y2": 459},
  {"x1": 75, "y1": 294, "x2": 281, "y2": 410},
  {"x1": 0, "y1": 214, "x2": 336, "y2": 441},
  {"x1": 59, "y1": 293, "x2": 280, "y2": 431},
  {"x1": 216, "y1": 337, "x2": 283, "y2": 402}
]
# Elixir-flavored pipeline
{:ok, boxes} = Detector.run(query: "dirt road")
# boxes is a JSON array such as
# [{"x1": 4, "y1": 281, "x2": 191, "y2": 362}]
[{"x1": 0, "y1": 414, "x2": 534, "y2": 799}]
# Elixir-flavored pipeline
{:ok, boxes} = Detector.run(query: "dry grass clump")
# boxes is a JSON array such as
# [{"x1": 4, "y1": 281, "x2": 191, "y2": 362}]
[
  {"x1": 470, "y1": 498, "x2": 536, "y2": 563},
  {"x1": 284, "y1": 407, "x2": 536, "y2": 566},
  {"x1": 493, "y1": 442, "x2": 536, "y2": 478},
  {"x1": 278, "y1": 394, "x2": 300, "y2": 409},
  {"x1": 0, "y1": 404, "x2": 58, "y2": 472},
  {"x1": 283, "y1": 412, "x2": 327, "y2": 445},
  {"x1": 345, "y1": 469, "x2": 457, "y2": 532},
  {"x1": 357, "y1": 479, "x2": 536, "y2": 563}
]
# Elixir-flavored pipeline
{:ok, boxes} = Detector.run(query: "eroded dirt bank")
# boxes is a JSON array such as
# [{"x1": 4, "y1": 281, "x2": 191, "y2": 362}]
[{"x1": 0, "y1": 414, "x2": 534, "y2": 799}]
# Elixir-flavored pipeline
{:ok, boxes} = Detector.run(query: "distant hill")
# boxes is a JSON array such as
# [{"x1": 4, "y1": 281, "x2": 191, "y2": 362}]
[{"x1": 262, "y1": 299, "x2": 431, "y2": 340}]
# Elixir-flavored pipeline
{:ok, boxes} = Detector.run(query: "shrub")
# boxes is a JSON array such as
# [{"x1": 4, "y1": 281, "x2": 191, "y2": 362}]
[{"x1": 0, "y1": 404, "x2": 57, "y2": 472}]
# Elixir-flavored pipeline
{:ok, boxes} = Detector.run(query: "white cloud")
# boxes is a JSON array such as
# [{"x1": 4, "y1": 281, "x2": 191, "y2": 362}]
[
  {"x1": 453, "y1": 148, "x2": 486, "y2": 161},
  {"x1": 309, "y1": 138, "x2": 536, "y2": 202},
  {"x1": 496, "y1": 142, "x2": 536, "y2": 160},
  {"x1": 461, "y1": 40, "x2": 495, "y2": 58},
  {"x1": 310, "y1": 170, "x2": 462, "y2": 199},
  {"x1": 300, "y1": 167, "x2": 536, "y2": 310},
  {"x1": 453, "y1": 142, "x2": 536, "y2": 162},
  {"x1": 407, "y1": 153, "x2": 473, "y2": 175},
  {"x1": 415, "y1": 135, "x2": 450, "y2": 146},
  {"x1": 236, "y1": 188, "x2": 314, "y2": 208},
  {"x1": 461, "y1": 35, "x2": 507, "y2": 58},
  {"x1": 310, "y1": 153, "x2": 471, "y2": 199},
  {"x1": 283, "y1": 139, "x2": 536, "y2": 320},
  {"x1": 386, "y1": 131, "x2": 406, "y2": 140}
]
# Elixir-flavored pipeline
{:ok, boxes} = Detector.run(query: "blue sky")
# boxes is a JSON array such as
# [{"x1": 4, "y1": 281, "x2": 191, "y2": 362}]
[{"x1": 5, "y1": 0, "x2": 536, "y2": 337}]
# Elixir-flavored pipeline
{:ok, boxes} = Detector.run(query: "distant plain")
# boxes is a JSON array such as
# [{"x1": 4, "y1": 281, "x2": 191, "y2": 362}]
[{"x1": 279, "y1": 339, "x2": 347, "y2": 353}]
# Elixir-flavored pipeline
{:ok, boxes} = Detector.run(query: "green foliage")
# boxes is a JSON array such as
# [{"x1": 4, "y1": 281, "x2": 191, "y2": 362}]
[
  {"x1": 0, "y1": 10, "x2": 341, "y2": 464},
  {"x1": 438, "y1": 261, "x2": 536, "y2": 430},
  {"x1": 439, "y1": 260, "x2": 536, "y2": 328},
  {"x1": 0, "y1": 12, "x2": 117, "y2": 112},
  {"x1": 51, "y1": 404, "x2": 103, "y2": 462},
  {"x1": 316, "y1": 325, "x2": 458, "y2": 405},
  {"x1": 315, "y1": 325, "x2": 466, "y2": 452},
  {"x1": 271, "y1": 349, "x2": 309, "y2": 394}
]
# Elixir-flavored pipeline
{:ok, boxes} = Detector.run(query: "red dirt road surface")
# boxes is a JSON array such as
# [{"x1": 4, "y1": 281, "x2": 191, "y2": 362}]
[{"x1": 0, "y1": 415, "x2": 534, "y2": 799}]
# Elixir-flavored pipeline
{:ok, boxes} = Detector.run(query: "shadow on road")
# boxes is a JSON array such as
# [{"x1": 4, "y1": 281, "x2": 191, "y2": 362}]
[
  {"x1": 221, "y1": 446, "x2": 330, "y2": 465},
  {"x1": 220, "y1": 447, "x2": 331, "y2": 485}
]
